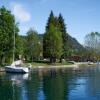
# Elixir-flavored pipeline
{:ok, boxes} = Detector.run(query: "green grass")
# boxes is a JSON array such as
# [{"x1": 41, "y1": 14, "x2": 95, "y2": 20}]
[{"x1": 26, "y1": 60, "x2": 74, "y2": 68}]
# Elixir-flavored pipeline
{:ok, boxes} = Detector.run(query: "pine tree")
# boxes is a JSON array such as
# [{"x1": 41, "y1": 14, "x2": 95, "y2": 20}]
[
  {"x1": 46, "y1": 11, "x2": 55, "y2": 31},
  {"x1": 43, "y1": 11, "x2": 63, "y2": 63},
  {"x1": 58, "y1": 14, "x2": 68, "y2": 58}
]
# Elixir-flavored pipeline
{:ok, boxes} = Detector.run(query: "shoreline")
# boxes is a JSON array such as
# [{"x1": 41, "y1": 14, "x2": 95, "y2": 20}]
[
  {"x1": 33, "y1": 63, "x2": 78, "y2": 69},
  {"x1": 32, "y1": 62, "x2": 97, "y2": 69},
  {"x1": 0, "y1": 62, "x2": 98, "y2": 72}
]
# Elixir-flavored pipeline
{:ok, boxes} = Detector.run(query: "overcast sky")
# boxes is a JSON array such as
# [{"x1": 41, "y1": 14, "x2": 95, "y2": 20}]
[{"x1": 0, "y1": 0, "x2": 100, "y2": 44}]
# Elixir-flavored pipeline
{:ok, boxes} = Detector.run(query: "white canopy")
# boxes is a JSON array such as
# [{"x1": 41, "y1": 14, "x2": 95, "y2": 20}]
[{"x1": 11, "y1": 60, "x2": 23, "y2": 66}]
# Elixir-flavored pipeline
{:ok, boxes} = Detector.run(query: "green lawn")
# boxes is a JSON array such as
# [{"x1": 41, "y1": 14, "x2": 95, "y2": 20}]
[{"x1": 27, "y1": 60, "x2": 74, "y2": 67}]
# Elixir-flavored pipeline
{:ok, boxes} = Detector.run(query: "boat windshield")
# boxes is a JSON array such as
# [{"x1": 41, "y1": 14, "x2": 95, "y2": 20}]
[{"x1": 11, "y1": 60, "x2": 23, "y2": 66}]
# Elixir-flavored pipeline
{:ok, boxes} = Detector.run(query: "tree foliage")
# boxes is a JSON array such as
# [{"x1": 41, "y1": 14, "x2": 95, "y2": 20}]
[
  {"x1": 0, "y1": 6, "x2": 19, "y2": 65},
  {"x1": 58, "y1": 14, "x2": 68, "y2": 58},
  {"x1": 26, "y1": 29, "x2": 42, "y2": 61},
  {"x1": 43, "y1": 11, "x2": 63, "y2": 63},
  {"x1": 0, "y1": 6, "x2": 87, "y2": 65},
  {"x1": 84, "y1": 32, "x2": 100, "y2": 61}
]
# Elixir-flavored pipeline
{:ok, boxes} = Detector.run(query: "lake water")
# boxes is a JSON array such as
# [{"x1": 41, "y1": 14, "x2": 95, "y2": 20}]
[{"x1": 0, "y1": 65, "x2": 100, "y2": 100}]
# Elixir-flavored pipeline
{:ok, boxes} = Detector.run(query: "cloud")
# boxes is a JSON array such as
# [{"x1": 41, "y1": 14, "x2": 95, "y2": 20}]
[{"x1": 11, "y1": 3, "x2": 31, "y2": 22}]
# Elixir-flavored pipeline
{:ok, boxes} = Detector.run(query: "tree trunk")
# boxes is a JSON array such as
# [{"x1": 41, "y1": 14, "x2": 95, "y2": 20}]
[{"x1": 50, "y1": 56, "x2": 56, "y2": 64}]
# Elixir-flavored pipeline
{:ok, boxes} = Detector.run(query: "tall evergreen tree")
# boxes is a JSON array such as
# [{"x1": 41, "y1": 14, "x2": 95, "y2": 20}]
[
  {"x1": 43, "y1": 11, "x2": 63, "y2": 63},
  {"x1": 46, "y1": 11, "x2": 55, "y2": 31},
  {"x1": 58, "y1": 14, "x2": 68, "y2": 58}
]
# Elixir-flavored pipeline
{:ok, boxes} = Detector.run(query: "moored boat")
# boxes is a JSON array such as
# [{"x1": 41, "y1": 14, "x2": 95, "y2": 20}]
[
  {"x1": 5, "y1": 66, "x2": 29, "y2": 73},
  {"x1": 5, "y1": 60, "x2": 31, "y2": 73}
]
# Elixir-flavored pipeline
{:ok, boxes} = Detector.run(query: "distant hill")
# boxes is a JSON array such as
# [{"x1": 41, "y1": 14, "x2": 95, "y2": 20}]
[
  {"x1": 38, "y1": 34, "x2": 84, "y2": 50},
  {"x1": 67, "y1": 34, "x2": 84, "y2": 50}
]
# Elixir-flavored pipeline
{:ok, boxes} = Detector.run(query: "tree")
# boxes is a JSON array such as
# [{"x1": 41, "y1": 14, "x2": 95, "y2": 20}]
[
  {"x1": 43, "y1": 11, "x2": 63, "y2": 63},
  {"x1": 84, "y1": 32, "x2": 100, "y2": 61},
  {"x1": 46, "y1": 11, "x2": 55, "y2": 31},
  {"x1": 15, "y1": 35, "x2": 24, "y2": 60},
  {"x1": 58, "y1": 14, "x2": 68, "y2": 58},
  {"x1": 0, "y1": 6, "x2": 19, "y2": 65},
  {"x1": 26, "y1": 29, "x2": 41, "y2": 61}
]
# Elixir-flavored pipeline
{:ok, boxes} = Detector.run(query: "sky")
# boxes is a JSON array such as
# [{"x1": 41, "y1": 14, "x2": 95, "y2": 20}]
[{"x1": 0, "y1": 0, "x2": 100, "y2": 44}]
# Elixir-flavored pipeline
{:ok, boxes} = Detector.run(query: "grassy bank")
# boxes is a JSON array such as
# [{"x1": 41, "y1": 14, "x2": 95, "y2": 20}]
[{"x1": 28, "y1": 60, "x2": 75, "y2": 68}]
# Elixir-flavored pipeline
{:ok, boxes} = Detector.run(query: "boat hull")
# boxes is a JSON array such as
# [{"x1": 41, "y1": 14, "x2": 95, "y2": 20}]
[{"x1": 5, "y1": 66, "x2": 29, "y2": 73}]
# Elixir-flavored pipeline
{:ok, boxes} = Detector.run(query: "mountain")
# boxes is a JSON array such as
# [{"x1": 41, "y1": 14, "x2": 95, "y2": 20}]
[
  {"x1": 67, "y1": 34, "x2": 84, "y2": 50},
  {"x1": 38, "y1": 34, "x2": 84, "y2": 50}
]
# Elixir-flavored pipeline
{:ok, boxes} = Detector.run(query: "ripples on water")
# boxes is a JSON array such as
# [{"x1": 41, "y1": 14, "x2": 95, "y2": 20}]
[{"x1": 0, "y1": 65, "x2": 100, "y2": 100}]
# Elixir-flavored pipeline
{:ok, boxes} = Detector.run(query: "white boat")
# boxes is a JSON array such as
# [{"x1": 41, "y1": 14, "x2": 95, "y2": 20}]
[
  {"x1": 5, "y1": 66, "x2": 29, "y2": 73},
  {"x1": 5, "y1": 60, "x2": 31, "y2": 73}
]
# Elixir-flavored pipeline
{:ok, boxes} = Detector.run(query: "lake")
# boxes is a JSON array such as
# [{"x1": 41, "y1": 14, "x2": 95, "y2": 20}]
[{"x1": 0, "y1": 65, "x2": 100, "y2": 100}]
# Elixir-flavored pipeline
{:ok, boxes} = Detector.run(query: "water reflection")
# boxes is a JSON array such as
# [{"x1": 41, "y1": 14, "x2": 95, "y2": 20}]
[
  {"x1": 42, "y1": 69, "x2": 68, "y2": 100},
  {"x1": 0, "y1": 73, "x2": 29, "y2": 100},
  {"x1": 1, "y1": 66, "x2": 100, "y2": 100},
  {"x1": 11, "y1": 74, "x2": 29, "y2": 100}
]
